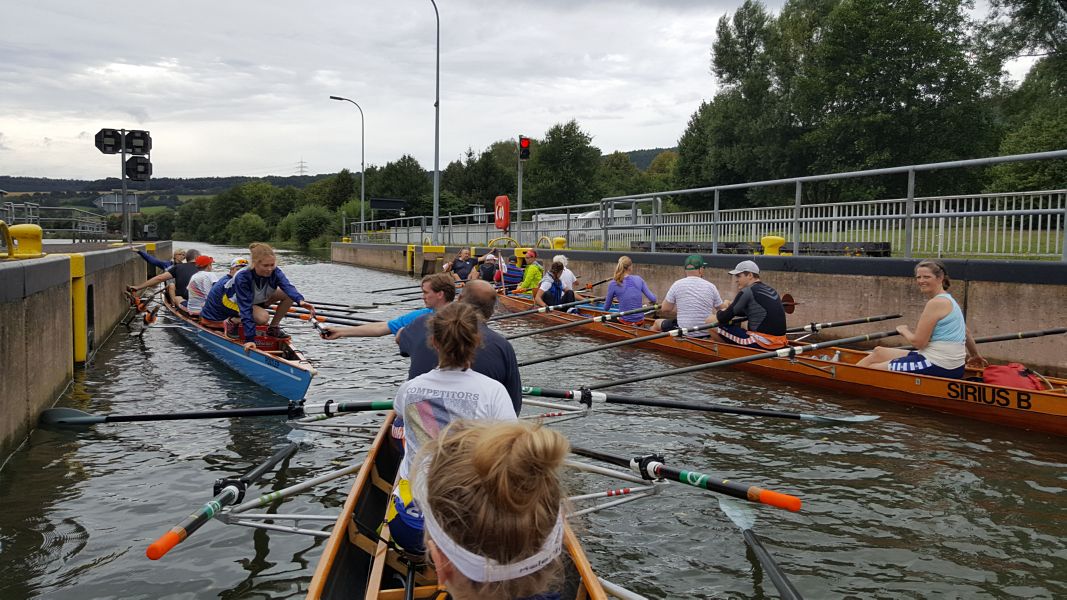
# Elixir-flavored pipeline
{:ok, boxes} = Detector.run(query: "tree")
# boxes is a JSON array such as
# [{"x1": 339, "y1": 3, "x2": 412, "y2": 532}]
[
  {"x1": 226, "y1": 212, "x2": 271, "y2": 245},
  {"x1": 370, "y1": 155, "x2": 432, "y2": 215},
  {"x1": 597, "y1": 151, "x2": 649, "y2": 198},
  {"x1": 647, "y1": 150, "x2": 679, "y2": 192},
  {"x1": 983, "y1": 0, "x2": 1067, "y2": 66},
  {"x1": 988, "y1": 101, "x2": 1067, "y2": 191},
  {"x1": 526, "y1": 120, "x2": 602, "y2": 208},
  {"x1": 290, "y1": 205, "x2": 335, "y2": 248}
]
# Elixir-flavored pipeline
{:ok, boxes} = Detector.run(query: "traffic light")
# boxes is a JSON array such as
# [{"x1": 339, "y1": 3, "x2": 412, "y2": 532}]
[
  {"x1": 124, "y1": 130, "x2": 152, "y2": 155},
  {"x1": 518, "y1": 135, "x2": 531, "y2": 161},
  {"x1": 95, "y1": 129, "x2": 122, "y2": 154},
  {"x1": 126, "y1": 156, "x2": 153, "y2": 181}
]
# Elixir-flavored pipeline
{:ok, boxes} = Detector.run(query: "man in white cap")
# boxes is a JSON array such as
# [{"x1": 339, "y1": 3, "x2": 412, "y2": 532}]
[
  {"x1": 709, "y1": 260, "x2": 788, "y2": 349},
  {"x1": 474, "y1": 251, "x2": 499, "y2": 282}
]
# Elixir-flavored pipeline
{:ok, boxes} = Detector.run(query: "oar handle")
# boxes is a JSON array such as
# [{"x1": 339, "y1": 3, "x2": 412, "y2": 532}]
[
  {"x1": 787, "y1": 313, "x2": 902, "y2": 334},
  {"x1": 147, "y1": 486, "x2": 240, "y2": 560}
]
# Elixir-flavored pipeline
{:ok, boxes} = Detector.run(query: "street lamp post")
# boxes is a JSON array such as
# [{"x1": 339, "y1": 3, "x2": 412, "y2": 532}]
[
  {"x1": 329, "y1": 95, "x2": 366, "y2": 237},
  {"x1": 429, "y1": 0, "x2": 441, "y2": 243}
]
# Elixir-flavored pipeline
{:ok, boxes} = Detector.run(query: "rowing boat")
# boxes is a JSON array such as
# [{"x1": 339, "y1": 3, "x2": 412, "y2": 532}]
[
  {"x1": 306, "y1": 412, "x2": 607, "y2": 599},
  {"x1": 160, "y1": 294, "x2": 316, "y2": 400},
  {"x1": 496, "y1": 293, "x2": 1067, "y2": 437}
]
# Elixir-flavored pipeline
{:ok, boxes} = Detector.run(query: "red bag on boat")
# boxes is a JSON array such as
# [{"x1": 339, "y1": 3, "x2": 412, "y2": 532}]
[{"x1": 981, "y1": 363, "x2": 1045, "y2": 390}]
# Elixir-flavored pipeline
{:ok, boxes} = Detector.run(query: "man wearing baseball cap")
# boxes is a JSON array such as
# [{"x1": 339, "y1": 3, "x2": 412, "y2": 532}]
[
  {"x1": 652, "y1": 254, "x2": 725, "y2": 332},
  {"x1": 474, "y1": 250, "x2": 499, "y2": 282},
  {"x1": 710, "y1": 260, "x2": 787, "y2": 349},
  {"x1": 515, "y1": 249, "x2": 544, "y2": 294}
]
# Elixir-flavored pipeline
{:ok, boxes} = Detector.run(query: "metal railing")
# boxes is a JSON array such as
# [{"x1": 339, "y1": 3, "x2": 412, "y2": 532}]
[
  {"x1": 345, "y1": 150, "x2": 1067, "y2": 260},
  {"x1": 1, "y1": 202, "x2": 108, "y2": 242}
]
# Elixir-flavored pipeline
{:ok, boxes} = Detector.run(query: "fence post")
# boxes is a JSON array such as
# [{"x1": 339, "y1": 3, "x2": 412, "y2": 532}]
[
  {"x1": 420, "y1": 216, "x2": 427, "y2": 244},
  {"x1": 650, "y1": 197, "x2": 658, "y2": 253},
  {"x1": 601, "y1": 202, "x2": 609, "y2": 251},
  {"x1": 713, "y1": 190, "x2": 720, "y2": 254},
  {"x1": 905, "y1": 169, "x2": 915, "y2": 258},
  {"x1": 831, "y1": 203, "x2": 838, "y2": 243},
  {"x1": 1062, "y1": 199, "x2": 1067, "y2": 261},
  {"x1": 792, "y1": 182, "x2": 802, "y2": 255},
  {"x1": 565, "y1": 207, "x2": 571, "y2": 245}
]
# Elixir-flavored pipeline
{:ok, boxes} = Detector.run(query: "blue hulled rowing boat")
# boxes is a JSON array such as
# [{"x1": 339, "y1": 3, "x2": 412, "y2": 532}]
[{"x1": 162, "y1": 295, "x2": 316, "y2": 400}]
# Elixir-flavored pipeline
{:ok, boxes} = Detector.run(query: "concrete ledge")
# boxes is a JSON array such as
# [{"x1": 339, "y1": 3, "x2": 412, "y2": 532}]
[{"x1": 0, "y1": 256, "x2": 71, "y2": 302}]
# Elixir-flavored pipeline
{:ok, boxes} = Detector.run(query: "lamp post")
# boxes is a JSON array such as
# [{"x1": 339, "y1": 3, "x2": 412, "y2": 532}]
[
  {"x1": 329, "y1": 95, "x2": 366, "y2": 237},
  {"x1": 429, "y1": 0, "x2": 441, "y2": 243}
]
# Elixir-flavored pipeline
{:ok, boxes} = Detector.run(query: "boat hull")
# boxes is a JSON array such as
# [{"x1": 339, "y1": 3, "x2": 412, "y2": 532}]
[
  {"x1": 307, "y1": 413, "x2": 606, "y2": 600},
  {"x1": 161, "y1": 297, "x2": 315, "y2": 401},
  {"x1": 498, "y1": 294, "x2": 1067, "y2": 437}
]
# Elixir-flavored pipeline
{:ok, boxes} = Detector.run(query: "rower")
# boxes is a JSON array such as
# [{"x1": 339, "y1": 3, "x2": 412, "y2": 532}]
[
  {"x1": 184, "y1": 255, "x2": 218, "y2": 315},
  {"x1": 709, "y1": 260, "x2": 788, "y2": 349},
  {"x1": 652, "y1": 254, "x2": 725, "y2": 332},
  {"x1": 602, "y1": 255, "x2": 657, "y2": 323},
  {"x1": 442, "y1": 247, "x2": 478, "y2": 282},
  {"x1": 385, "y1": 302, "x2": 517, "y2": 555},
  {"x1": 515, "y1": 249, "x2": 544, "y2": 294},
  {"x1": 410, "y1": 420, "x2": 570, "y2": 600},
  {"x1": 231, "y1": 242, "x2": 316, "y2": 353},
  {"x1": 128, "y1": 248, "x2": 202, "y2": 308},
  {"x1": 323, "y1": 273, "x2": 454, "y2": 340},
  {"x1": 534, "y1": 261, "x2": 576, "y2": 308},
  {"x1": 198, "y1": 258, "x2": 249, "y2": 329},
  {"x1": 499, "y1": 255, "x2": 524, "y2": 292},
  {"x1": 131, "y1": 245, "x2": 184, "y2": 271},
  {"x1": 397, "y1": 279, "x2": 523, "y2": 413},
  {"x1": 474, "y1": 251, "x2": 499, "y2": 282},
  {"x1": 552, "y1": 254, "x2": 580, "y2": 290},
  {"x1": 857, "y1": 259, "x2": 985, "y2": 377}
]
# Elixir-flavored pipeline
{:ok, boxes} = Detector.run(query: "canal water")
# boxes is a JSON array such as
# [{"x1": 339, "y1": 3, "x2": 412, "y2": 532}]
[{"x1": 1, "y1": 244, "x2": 1064, "y2": 599}]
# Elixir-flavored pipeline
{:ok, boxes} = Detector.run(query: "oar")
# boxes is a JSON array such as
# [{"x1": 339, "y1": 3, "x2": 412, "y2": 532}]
[
  {"x1": 903, "y1": 327, "x2": 1067, "y2": 350},
  {"x1": 367, "y1": 277, "x2": 473, "y2": 294},
  {"x1": 490, "y1": 295, "x2": 608, "y2": 321},
  {"x1": 718, "y1": 498, "x2": 803, "y2": 600},
  {"x1": 519, "y1": 322, "x2": 720, "y2": 367},
  {"x1": 583, "y1": 278, "x2": 610, "y2": 290},
  {"x1": 788, "y1": 313, "x2": 902, "y2": 334},
  {"x1": 147, "y1": 443, "x2": 299, "y2": 559},
  {"x1": 570, "y1": 446, "x2": 801, "y2": 512},
  {"x1": 523, "y1": 386, "x2": 878, "y2": 424},
  {"x1": 270, "y1": 310, "x2": 378, "y2": 328},
  {"x1": 505, "y1": 304, "x2": 660, "y2": 340},
  {"x1": 39, "y1": 400, "x2": 394, "y2": 428},
  {"x1": 282, "y1": 305, "x2": 381, "y2": 323},
  {"x1": 583, "y1": 330, "x2": 900, "y2": 391}
]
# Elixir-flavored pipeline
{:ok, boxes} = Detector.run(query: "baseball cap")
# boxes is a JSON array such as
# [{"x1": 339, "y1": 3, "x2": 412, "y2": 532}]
[
  {"x1": 525, "y1": 249, "x2": 537, "y2": 258},
  {"x1": 683, "y1": 254, "x2": 707, "y2": 270},
  {"x1": 729, "y1": 260, "x2": 760, "y2": 275},
  {"x1": 195, "y1": 255, "x2": 214, "y2": 267},
  {"x1": 229, "y1": 257, "x2": 249, "y2": 269},
  {"x1": 485, "y1": 254, "x2": 498, "y2": 261}
]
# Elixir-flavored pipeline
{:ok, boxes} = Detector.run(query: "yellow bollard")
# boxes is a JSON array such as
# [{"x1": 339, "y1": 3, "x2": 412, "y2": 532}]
[
  {"x1": 552, "y1": 236, "x2": 567, "y2": 250},
  {"x1": 761, "y1": 235, "x2": 786, "y2": 255},
  {"x1": 406, "y1": 244, "x2": 416, "y2": 275},
  {"x1": 2, "y1": 223, "x2": 46, "y2": 258},
  {"x1": 341, "y1": 236, "x2": 351, "y2": 243}
]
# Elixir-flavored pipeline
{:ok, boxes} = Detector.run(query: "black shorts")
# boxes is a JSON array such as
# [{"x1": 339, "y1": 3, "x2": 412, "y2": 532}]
[{"x1": 659, "y1": 318, "x2": 679, "y2": 331}]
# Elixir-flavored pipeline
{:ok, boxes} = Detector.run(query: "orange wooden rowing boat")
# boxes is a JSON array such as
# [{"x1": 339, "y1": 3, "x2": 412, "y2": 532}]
[
  {"x1": 497, "y1": 293, "x2": 1067, "y2": 437},
  {"x1": 306, "y1": 413, "x2": 607, "y2": 599}
]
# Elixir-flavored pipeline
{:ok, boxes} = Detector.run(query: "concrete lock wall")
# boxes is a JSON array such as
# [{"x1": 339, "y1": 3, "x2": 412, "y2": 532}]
[
  {"x1": 0, "y1": 246, "x2": 150, "y2": 459},
  {"x1": 331, "y1": 242, "x2": 1067, "y2": 376}
]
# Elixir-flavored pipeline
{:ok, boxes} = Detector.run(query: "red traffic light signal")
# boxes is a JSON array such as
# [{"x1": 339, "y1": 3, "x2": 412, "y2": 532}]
[{"x1": 518, "y1": 135, "x2": 531, "y2": 161}]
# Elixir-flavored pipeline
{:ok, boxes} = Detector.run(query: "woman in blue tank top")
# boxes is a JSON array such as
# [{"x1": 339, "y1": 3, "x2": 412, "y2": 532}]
[{"x1": 857, "y1": 260, "x2": 985, "y2": 378}]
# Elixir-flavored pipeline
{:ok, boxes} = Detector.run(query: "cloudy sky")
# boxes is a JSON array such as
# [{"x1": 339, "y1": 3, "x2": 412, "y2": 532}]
[{"x1": 0, "y1": 1, "x2": 1031, "y2": 181}]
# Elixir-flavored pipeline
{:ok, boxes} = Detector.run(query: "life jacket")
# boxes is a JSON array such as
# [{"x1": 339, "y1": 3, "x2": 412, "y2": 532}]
[{"x1": 981, "y1": 363, "x2": 1045, "y2": 390}]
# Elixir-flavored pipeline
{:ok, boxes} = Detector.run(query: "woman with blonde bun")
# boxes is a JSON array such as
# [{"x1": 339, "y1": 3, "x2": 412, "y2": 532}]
[{"x1": 411, "y1": 420, "x2": 570, "y2": 600}]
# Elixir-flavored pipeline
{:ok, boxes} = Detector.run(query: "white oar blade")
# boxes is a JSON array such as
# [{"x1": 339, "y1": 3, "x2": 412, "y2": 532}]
[
  {"x1": 718, "y1": 497, "x2": 756, "y2": 531},
  {"x1": 802, "y1": 413, "x2": 880, "y2": 423}
]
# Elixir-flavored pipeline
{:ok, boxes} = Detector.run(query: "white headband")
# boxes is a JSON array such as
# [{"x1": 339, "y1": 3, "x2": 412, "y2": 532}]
[{"x1": 411, "y1": 456, "x2": 564, "y2": 583}]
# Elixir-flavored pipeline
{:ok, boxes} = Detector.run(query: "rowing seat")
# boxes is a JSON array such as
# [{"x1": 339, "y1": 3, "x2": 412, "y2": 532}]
[{"x1": 200, "y1": 318, "x2": 226, "y2": 330}]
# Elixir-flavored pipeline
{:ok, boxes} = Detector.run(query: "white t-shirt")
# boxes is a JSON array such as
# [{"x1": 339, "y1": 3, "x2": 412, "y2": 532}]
[
  {"x1": 187, "y1": 271, "x2": 220, "y2": 312},
  {"x1": 664, "y1": 276, "x2": 723, "y2": 329},
  {"x1": 539, "y1": 268, "x2": 577, "y2": 292},
  {"x1": 394, "y1": 368, "x2": 517, "y2": 479}
]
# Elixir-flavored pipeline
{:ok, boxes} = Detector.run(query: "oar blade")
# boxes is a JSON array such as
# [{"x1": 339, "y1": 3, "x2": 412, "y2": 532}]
[
  {"x1": 718, "y1": 497, "x2": 756, "y2": 531},
  {"x1": 801, "y1": 413, "x2": 881, "y2": 423},
  {"x1": 39, "y1": 408, "x2": 106, "y2": 427}
]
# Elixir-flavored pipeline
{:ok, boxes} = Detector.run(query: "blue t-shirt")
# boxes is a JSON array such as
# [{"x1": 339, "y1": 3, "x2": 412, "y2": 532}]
[
  {"x1": 387, "y1": 307, "x2": 433, "y2": 335},
  {"x1": 199, "y1": 275, "x2": 235, "y2": 322}
]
